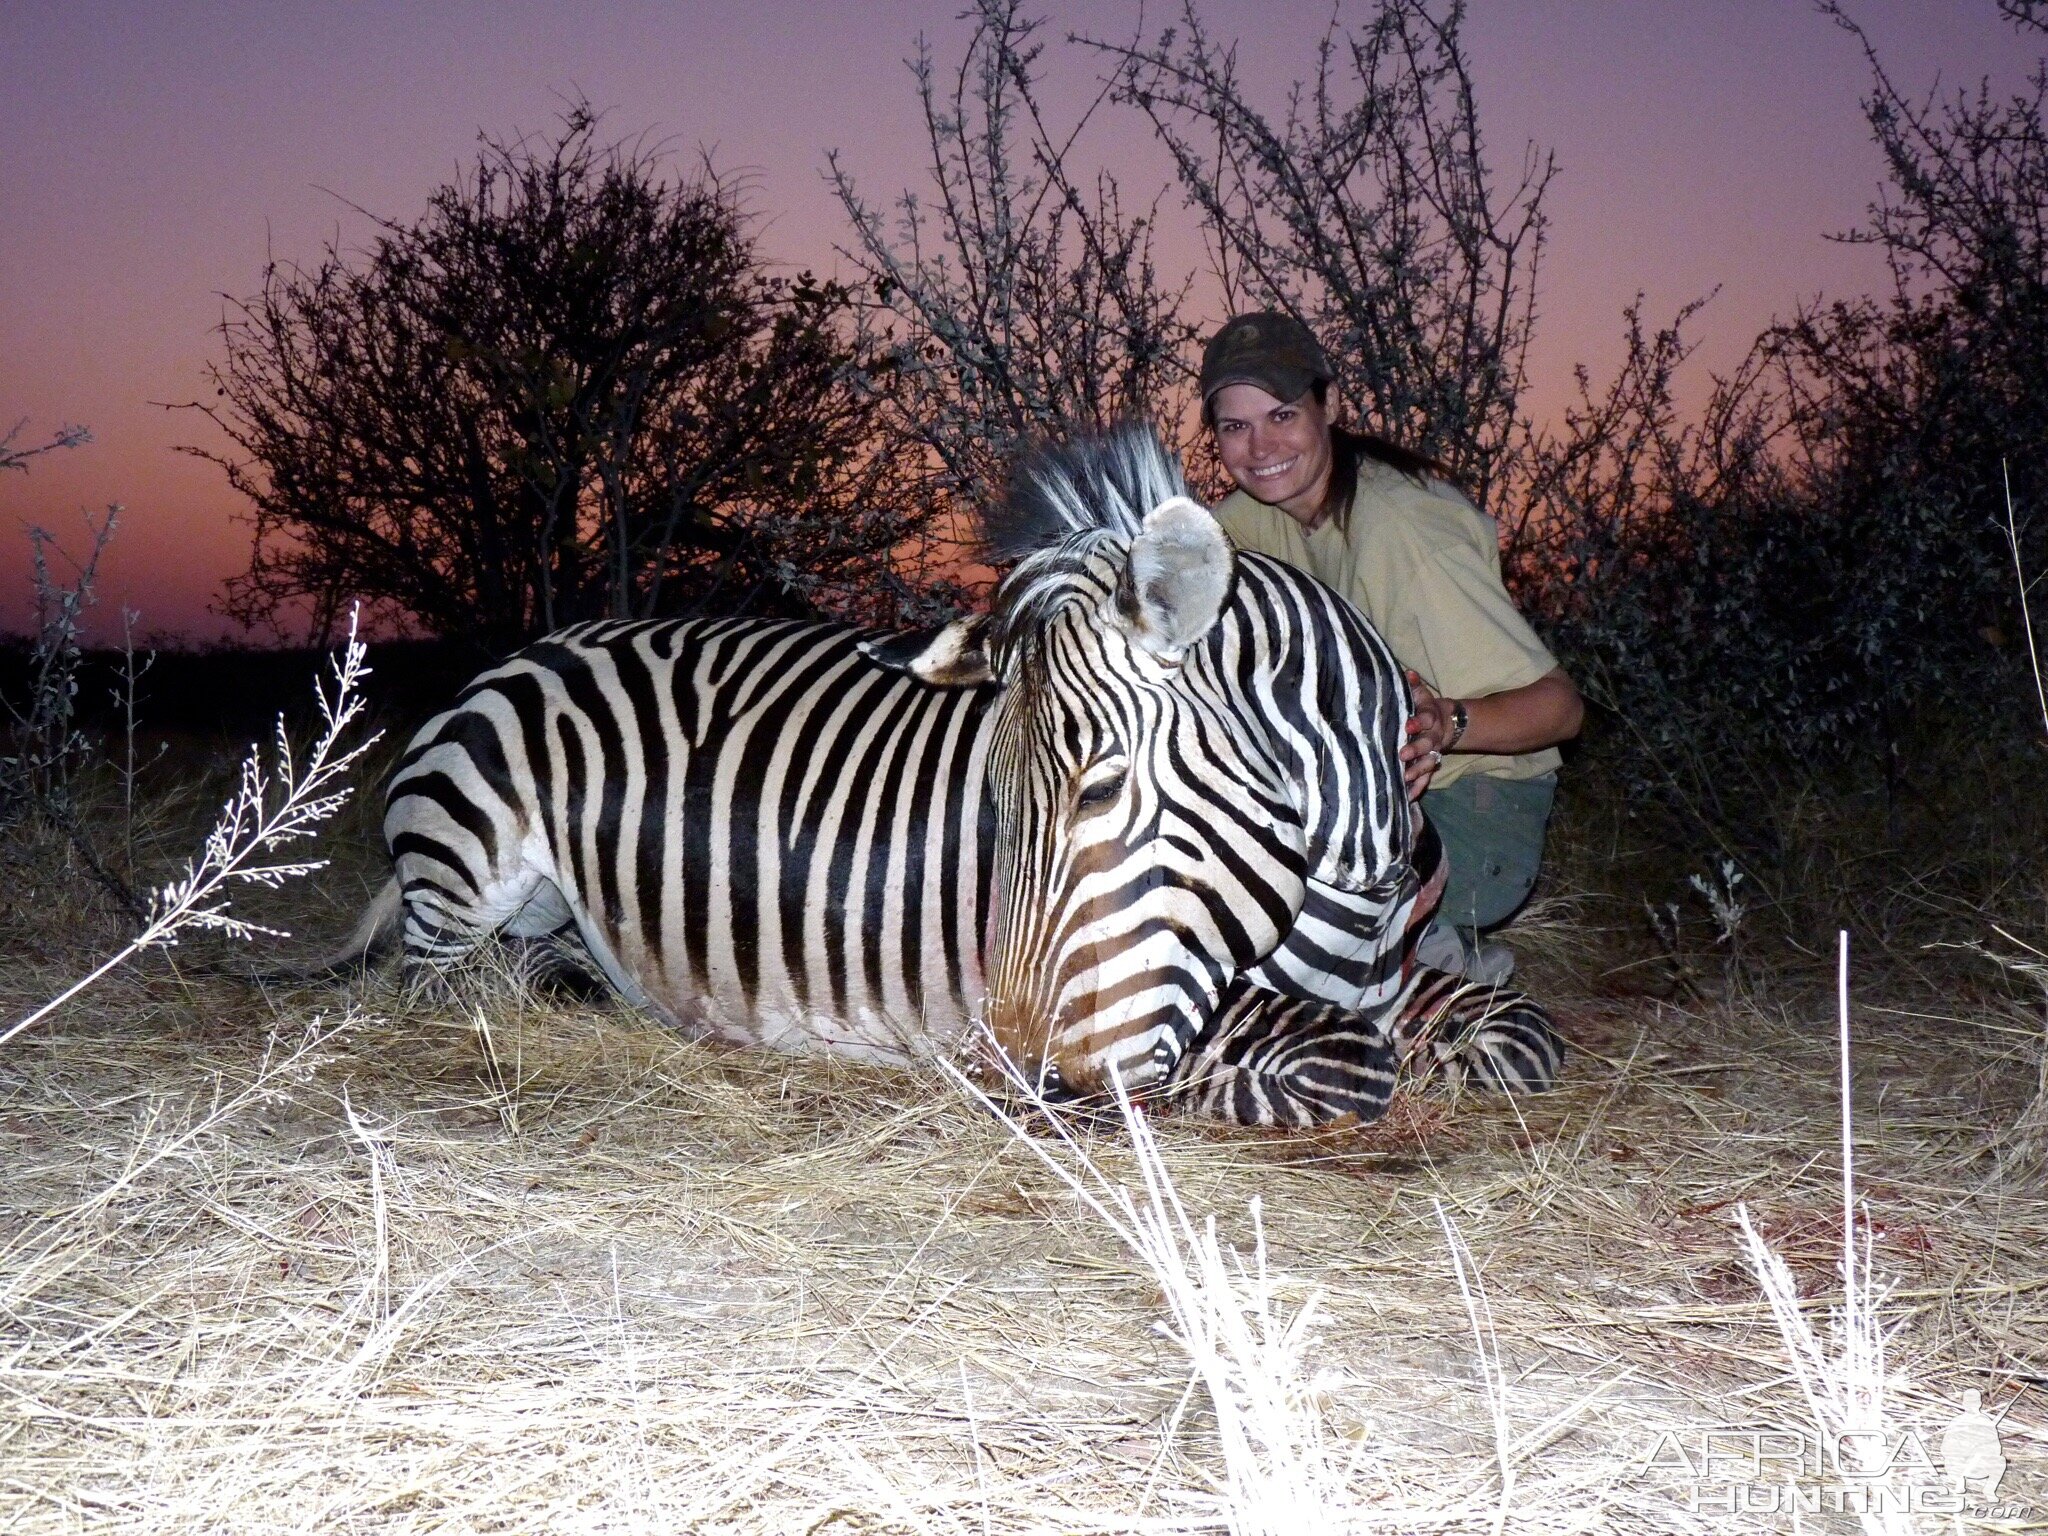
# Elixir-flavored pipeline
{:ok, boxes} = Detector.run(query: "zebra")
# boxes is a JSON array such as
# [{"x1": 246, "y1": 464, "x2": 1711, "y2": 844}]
[{"x1": 328, "y1": 424, "x2": 1561, "y2": 1126}]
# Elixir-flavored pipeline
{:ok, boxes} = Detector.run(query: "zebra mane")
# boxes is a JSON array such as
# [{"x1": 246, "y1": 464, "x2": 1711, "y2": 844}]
[
  {"x1": 982, "y1": 423, "x2": 1191, "y2": 655},
  {"x1": 983, "y1": 422, "x2": 1188, "y2": 562}
]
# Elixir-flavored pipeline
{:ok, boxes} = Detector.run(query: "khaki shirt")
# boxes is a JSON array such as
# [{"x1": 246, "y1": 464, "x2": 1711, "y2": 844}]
[{"x1": 1215, "y1": 462, "x2": 1561, "y2": 786}]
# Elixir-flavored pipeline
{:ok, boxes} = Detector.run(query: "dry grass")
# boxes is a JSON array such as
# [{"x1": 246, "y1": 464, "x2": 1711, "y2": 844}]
[{"x1": 3, "y1": 793, "x2": 2048, "y2": 1531}]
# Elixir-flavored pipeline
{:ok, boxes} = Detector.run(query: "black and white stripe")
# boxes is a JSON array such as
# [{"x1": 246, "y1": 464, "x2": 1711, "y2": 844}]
[
  {"x1": 386, "y1": 617, "x2": 997, "y2": 1061},
  {"x1": 956, "y1": 430, "x2": 1422, "y2": 1096},
  {"x1": 1166, "y1": 808, "x2": 1563, "y2": 1126},
  {"x1": 369, "y1": 424, "x2": 1562, "y2": 1125},
  {"x1": 1168, "y1": 969, "x2": 1565, "y2": 1128}
]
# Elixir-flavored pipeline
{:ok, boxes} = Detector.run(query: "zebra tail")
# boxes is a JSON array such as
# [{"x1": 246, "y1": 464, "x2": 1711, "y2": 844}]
[{"x1": 236, "y1": 877, "x2": 404, "y2": 983}]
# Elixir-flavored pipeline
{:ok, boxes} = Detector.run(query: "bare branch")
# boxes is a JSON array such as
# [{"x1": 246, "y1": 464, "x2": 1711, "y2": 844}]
[
  {"x1": 1086, "y1": 0, "x2": 1551, "y2": 512},
  {"x1": 0, "y1": 419, "x2": 91, "y2": 475},
  {"x1": 830, "y1": 0, "x2": 1199, "y2": 522},
  {"x1": 3, "y1": 611, "x2": 382, "y2": 1049}
]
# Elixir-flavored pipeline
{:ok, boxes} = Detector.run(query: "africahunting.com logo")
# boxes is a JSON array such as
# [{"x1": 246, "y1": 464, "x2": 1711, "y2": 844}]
[{"x1": 1640, "y1": 1392, "x2": 2020, "y2": 1517}]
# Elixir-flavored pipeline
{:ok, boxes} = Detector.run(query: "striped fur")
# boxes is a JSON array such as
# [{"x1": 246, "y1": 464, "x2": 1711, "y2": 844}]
[
  {"x1": 1168, "y1": 966, "x2": 1564, "y2": 1128},
  {"x1": 1147, "y1": 739, "x2": 1562, "y2": 1128},
  {"x1": 385, "y1": 618, "x2": 997, "y2": 1061},
  {"x1": 1169, "y1": 983, "x2": 1401, "y2": 1127},
  {"x1": 966, "y1": 432, "x2": 1417, "y2": 1094},
  {"x1": 1391, "y1": 969, "x2": 1567, "y2": 1096},
  {"x1": 370, "y1": 423, "x2": 1563, "y2": 1125}
]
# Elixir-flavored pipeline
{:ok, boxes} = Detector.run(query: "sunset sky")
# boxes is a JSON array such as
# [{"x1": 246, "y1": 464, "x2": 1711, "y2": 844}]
[{"x1": 2, "y1": 1, "x2": 2034, "y2": 642}]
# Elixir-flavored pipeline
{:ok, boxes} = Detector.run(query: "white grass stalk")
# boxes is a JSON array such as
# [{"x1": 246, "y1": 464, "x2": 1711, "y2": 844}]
[
  {"x1": 1997, "y1": 461, "x2": 2048, "y2": 1173},
  {"x1": 944, "y1": 1056, "x2": 1358, "y2": 1535},
  {"x1": 342, "y1": 1090, "x2": 394, "y2": 1328},
  {"x1": 0, "y1": 1006, "x2": 360, "y2": 1311},
  {"x1": 1, "y1": 607, "x2": 381, "y2": 1049},
  {"x1": 2002, "y1": 459, "x2": 2048, "y2": 744},
  {"x1": 1736, "y1": 931, "x2": 1912, "y2": 1536},
  {"x1": 1435, "y1": 1201, "x2": 1517, "y2": 1534}
]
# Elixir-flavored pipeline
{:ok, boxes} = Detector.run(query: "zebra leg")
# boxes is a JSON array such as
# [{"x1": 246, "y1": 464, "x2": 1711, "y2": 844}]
[
  {"x1": 495, "y1": 927, "x2": 612, "y2": 1001},
  {"x1": 1392, "y1": 967, "x2": 1565, "y2": 1094},
  {"x1": 1378, "y1": 810, "x2": 1566, "y2": 1092},
  {"x1": 389, "y1": 835, "x2": 579, "y2": 990},
  {"x1": 1401, "y1": 805, "x2": 1450, "y2": 966},
  {"x1": 1165, "y1": 979, "x2": 1401, "y2": 1129}
]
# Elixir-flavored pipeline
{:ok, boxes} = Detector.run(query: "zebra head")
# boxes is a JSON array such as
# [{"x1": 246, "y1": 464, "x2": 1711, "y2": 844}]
[{"x1": 876, "y1": 426, "x2": 1410, "y2": 1098}]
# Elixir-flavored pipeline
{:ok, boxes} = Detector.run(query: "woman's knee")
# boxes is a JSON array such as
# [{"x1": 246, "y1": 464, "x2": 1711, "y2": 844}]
[{"x1": 1426, "y1": 773, "x2": 1557, "y2": 930}]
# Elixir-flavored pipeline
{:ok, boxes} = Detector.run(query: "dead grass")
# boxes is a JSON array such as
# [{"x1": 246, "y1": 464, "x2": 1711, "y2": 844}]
[{"x1": 3, "y1": 785, "x2": 2048, "y2": 1531}]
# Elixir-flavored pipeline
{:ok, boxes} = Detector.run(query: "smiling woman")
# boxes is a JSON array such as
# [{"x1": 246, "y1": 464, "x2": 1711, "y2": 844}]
[{"x1": 1201, "y1": 312, "x2": 1584, "y2": 984}]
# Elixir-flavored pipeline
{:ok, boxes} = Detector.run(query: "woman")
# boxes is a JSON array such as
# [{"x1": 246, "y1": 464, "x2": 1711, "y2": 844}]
[{"x1": 1200, "y1": 312, "x2": 1583, "y2": 983}]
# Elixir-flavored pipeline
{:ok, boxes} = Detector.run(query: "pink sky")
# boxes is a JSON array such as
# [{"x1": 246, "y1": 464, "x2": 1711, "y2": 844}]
[{"x1": 1, "y1": 1, "x2": 2033, "y2": 642}]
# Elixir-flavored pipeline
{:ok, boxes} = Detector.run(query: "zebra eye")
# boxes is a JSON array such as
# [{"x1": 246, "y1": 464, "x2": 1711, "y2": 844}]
[{"x1": 1075, "y1": 765, "x2": 1128, "y2": 812}]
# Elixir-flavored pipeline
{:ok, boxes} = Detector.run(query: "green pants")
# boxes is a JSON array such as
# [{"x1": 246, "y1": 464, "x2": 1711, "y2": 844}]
[{"x1": 1421, "y1": 771, "x2": 1557, "y2": 932}]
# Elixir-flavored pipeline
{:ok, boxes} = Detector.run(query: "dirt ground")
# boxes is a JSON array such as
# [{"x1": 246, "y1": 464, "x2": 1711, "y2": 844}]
[{"x1": 3, "y1": 770, "x2": 2047, "y2": 1533}]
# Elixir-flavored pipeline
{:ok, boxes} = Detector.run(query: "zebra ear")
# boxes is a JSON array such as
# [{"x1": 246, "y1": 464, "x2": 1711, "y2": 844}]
[
  {"x1": 1114, "y1": 496, "x2": 1234, "y2": 661},
  {"x1": 860, "y1": 615, "x2": 995, "y2": 686}
]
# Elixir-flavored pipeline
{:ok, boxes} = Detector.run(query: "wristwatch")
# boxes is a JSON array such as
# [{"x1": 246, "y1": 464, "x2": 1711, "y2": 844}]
[{"x1": 1444, "y1": 700, "x2": 1470, "y2": 751}]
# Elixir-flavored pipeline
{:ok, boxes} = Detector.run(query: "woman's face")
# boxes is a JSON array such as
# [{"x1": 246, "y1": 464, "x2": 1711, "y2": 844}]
[{"x1": 1209, "y1": 382, "x2": 1334, "y2": 527}]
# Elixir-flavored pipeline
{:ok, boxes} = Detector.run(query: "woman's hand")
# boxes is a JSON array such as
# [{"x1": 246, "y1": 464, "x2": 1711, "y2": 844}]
[
  {"x1": 1401, "y1": 669, "x2": 1457, "y2": 801},
  {"x1": 1400, "y1": 667, "x2": 1584, "y2": 801}
]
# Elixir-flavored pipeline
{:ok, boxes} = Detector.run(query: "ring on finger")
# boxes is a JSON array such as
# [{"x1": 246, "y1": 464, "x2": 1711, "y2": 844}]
[{"x1": 1428, "y1": 749, "x2": 1443, "y2": 766}]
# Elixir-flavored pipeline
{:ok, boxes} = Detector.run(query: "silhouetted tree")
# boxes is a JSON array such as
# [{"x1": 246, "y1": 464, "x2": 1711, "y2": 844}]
[
  {"x1": 2001, "y1": 0, "x2": 2048, "y2": 33},
  {"x1": 1508, "y1": 302, "x2": 1823, "y2": 861},
  {"x1": 1749, "y1": 5, "x2": 2048, "y2": 763},
  {"x1": 189, "y1": 104, "x2": 948, "y2": 652},
  {"x1": 1511, "y1": 3, "x2": 2048, "y2": 865},
  {"x1": 1784, "y1": 4, "x2": 2048, "y2": 683},
  {"x1": 1, "y1": 422, "x2": 144, "y2": 918}
]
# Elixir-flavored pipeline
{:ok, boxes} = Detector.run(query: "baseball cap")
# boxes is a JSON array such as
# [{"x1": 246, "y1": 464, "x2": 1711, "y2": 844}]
[{"x1": 1199, "y1": 312, "x2": 1333, "y2": 413}]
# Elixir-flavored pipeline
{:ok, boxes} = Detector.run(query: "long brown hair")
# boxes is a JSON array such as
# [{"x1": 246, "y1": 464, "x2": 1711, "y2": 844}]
[{"x1": 1314, "y1": 383, "x2": 1452, "y2": 532}]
